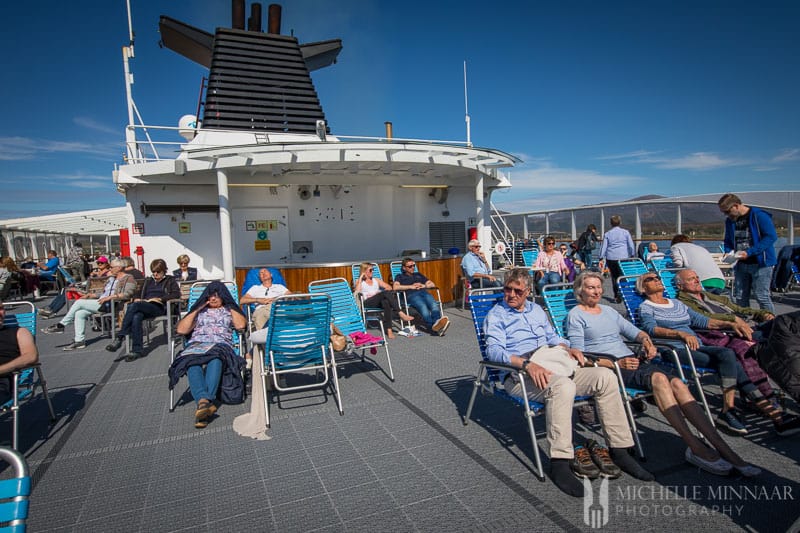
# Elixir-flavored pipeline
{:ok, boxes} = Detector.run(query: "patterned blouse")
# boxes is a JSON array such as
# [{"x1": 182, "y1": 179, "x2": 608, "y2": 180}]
[{"x1": 189, "y1": 307, "x2": 233, "y2": 346}]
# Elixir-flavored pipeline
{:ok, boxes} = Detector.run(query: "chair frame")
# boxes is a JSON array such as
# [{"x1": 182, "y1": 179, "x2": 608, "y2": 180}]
[
  {"x1": 1, "y1": 301, "x2": 57, "y2": 450},
  {"x1": 308, "y1": 277, "x2": 394, "y2": 381},
  {"x1": 261, "y1": 293, "x2": 341, "y2": 428},
  {"x1": 0, "y1": 446, "x2": 31, "y2": 530}
]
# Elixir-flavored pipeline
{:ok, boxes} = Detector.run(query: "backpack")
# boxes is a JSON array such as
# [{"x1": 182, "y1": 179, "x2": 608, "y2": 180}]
[{"x1": 754, "y1": 310, "x2": 800, "y2": 402}]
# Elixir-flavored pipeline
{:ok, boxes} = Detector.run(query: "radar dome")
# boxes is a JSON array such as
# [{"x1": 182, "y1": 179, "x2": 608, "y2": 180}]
[{"x1": 178, "y1": 115, "x2": 198, "y2": 141}]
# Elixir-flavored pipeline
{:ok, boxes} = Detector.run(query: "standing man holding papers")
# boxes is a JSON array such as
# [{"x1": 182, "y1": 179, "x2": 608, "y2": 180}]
[{"x1": 718, "y1": 193, "x2": 777, "y2": 312}]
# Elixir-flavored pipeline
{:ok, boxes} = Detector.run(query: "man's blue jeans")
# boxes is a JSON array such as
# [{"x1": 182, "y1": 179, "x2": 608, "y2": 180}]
[
  {"x1": 675, "y1": 345, "x2": 755, "y2": 395},
  {"x1": 186, "y1": 358, "x2": 222, "y2": 405},
  {"x1": 405, "y1": 291, "x2": 440, "y2": 328},
  {"x1": 733, "y1": 262, "x2": 774, "y2": 312}
]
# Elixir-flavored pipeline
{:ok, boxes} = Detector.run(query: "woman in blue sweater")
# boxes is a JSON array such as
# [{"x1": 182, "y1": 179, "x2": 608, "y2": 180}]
[{"x1": 637, "y1": 272, "x2": 776, "y2": 437}]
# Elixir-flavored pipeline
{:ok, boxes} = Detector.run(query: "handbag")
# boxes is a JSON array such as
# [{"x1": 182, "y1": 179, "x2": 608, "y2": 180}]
[{"x1": 330, "y1": 324, "x2": 347, "y2": 352}]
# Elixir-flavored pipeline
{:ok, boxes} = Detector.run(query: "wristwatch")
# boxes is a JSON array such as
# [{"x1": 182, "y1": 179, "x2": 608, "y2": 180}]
[{"x1": 521, "y1": 359, "x2": 530, "y2": 373}]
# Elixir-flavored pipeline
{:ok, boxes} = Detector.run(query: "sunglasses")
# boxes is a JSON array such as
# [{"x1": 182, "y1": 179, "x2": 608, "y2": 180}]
[
  {"x1": 151, "y1": 270, "x2": 165, "y2": 275},
  {"x1": 503, "y1": 286, "x2": 528, "y2": 296},
  {"x1": 404, "y1": 263, "x2": 415, "y2": 268},
  {"x1": 642, "y1": 275, "x2": 661, "y2": 283}
]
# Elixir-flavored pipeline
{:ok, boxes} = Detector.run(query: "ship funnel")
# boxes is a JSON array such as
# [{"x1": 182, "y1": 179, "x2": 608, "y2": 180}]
[
  {"x1": 384, "y1": 121, "x2": 393, "y2": 140},
  {"x1": 248, "y1": 3, "x2": 262, "y2": 32},
  {"x1": 267, "y1": 4, "x2": 282, "y2": 34},
  {"x1": 232, "y1": 0, "x2": 245, "y2": 29}
]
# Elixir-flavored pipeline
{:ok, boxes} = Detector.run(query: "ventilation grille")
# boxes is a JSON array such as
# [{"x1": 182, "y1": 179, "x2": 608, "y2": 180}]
[
  {"x1": 202, "y1": 29, "x2": 327, "y2": 133},
  {"x1": 429, "y1": 221, "x2": 467, "y2": 255}
]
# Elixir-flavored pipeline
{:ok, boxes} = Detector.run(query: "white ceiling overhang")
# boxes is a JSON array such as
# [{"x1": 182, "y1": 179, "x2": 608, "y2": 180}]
[{"x1": 0, "y1": 207, "x2": 128, "y2": 236}]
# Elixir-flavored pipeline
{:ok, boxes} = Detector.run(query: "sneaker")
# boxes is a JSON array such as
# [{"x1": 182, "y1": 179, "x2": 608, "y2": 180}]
[
  {"x1": 105, "y1": 338, "x2": 123, "y2": 352},
  {"x1": 774, "y1": 414, "x2": 800, "y2": 437},
  {"x1": 586, "y1": 439, "x2": 622, "y2": 479},
  {"x1": 717, "y1": 409, "x2": 748, "y2": 435},
  {"x1": 685, "y1": 447, "x2": 733, "y2": 476},
  {"x1": 732, "y1": 463, "x2": 762, "y2": 478},
  {"x1": 38, "y1": 308, "x2": 54, "y2": 318},
  {"x1": 577, "y1": 404, "x2": 596, "y2": 425},
  {"x1": 42, "y1": 323, "x2": 65, "y2": 334},
  {"x1": 432, "y1": 317, "x2": 449, "y2": 333},
  {"x1": 63, "y1": 341, "x2": 87, "y2": 351},
  {"x1": 570, "y1": 445, "x2": 600, "y2": 479}
]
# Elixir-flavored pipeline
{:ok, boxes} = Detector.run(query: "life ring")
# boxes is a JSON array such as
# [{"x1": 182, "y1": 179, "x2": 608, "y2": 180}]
[{"x1": 494, "y1": 242, "x2": 507, "y2": 255}]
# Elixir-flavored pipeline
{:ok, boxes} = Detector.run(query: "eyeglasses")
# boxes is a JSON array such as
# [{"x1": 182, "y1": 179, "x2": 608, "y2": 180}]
[
  {"x1": 642, "y1": 275, "x2": 661, "y2": 283},
  {"x1": 545, "y1": 242, "x2": 555, "y2": 246},
  {"x1": 404, "y1": 263, "x2": 415, "y2": 269},
  {"x1": 179, "y1": 262, "x2": 189, "y2": 266},
  {"x1": 503, "y1": 286, "x2": 528, "y2": 296}
]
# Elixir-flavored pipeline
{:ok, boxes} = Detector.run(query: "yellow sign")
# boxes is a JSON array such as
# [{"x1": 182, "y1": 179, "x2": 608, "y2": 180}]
[
  {"x1": 267, "y1": 220, "x2": 278, "y2": 230},
  {"x1": 178, "y1": 222, "x2": 191, "y2": 233},
  {"x1": 255, "y1": 220, "x2": 269, "y2": 231},
  {"x1": 254, "y1": 240, "x2": 271, "y2": 251}
]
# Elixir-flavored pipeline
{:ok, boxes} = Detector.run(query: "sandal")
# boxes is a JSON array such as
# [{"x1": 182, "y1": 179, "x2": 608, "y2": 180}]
[{"x1": 194, "y1": 399, "x2": 217, "y2": 428}]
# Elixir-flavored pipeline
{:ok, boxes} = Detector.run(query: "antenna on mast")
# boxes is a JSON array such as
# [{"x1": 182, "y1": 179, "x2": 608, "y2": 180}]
[{"x1": 463, "y1": 61, "x2": 472, "y2": 147}]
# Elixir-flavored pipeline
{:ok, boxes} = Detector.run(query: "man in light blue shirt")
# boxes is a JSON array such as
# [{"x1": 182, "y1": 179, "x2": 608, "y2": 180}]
[
  {"x1": 483, "y1": 268, "x2": 651, "y2": 496},
  {"x1": 599, "y1": 215, "x2": 635, "y2": 302},
  {"x1": 461, "y1": 239, "x2": 500, "y2": 288}
]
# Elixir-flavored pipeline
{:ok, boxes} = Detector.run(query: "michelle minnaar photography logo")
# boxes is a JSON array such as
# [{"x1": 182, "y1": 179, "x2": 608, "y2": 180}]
[{"x1": 583, "y1": 482, "x2": 794, "y2": 529}]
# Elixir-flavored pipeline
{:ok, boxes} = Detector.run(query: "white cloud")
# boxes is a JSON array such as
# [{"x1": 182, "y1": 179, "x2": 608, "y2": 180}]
[
  {"x1": 0, "y1": 136, "x2": 120, "y2": 161},
  {"x1": 596, "y1": 149, "x2": 748, "y2": 171},
  {"x1": 73, "y1": 116, "x2": 119, "y2": 136},
  {"x1": 772, "y1": 148, "x2": 800, "y2": 162}
]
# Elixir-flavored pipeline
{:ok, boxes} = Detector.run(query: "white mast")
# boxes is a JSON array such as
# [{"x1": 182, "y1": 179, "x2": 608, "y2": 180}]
[
  {"x1": 123, "y1": 0, "x2": 137, "y2": 161},
  {"x1": 464, "y1": 61, "x2": 472, "y2": 147}
]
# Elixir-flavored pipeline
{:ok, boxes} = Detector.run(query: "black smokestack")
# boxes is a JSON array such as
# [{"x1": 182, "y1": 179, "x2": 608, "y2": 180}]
[{"x1": 232, "y1": 0, "x2": 245, "y2": 30}]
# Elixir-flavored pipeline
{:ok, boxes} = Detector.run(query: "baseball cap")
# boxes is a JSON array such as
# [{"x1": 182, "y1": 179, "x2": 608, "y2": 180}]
[{"x1": 97, "y1": 256, "x2": 109, "y2": 263}]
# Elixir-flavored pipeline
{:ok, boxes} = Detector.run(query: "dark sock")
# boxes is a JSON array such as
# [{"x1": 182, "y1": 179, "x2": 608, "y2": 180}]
[
  {"x1": 550, "y1": 459, "x2": 584, "y2": 497},
  {"x1": 610, "y1": 448, "x2": 654, "y2": 481}
]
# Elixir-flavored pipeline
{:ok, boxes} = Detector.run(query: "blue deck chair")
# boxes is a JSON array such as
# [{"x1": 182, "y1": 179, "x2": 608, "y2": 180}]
[
  {"x1": 168, "y1": 281, "x2": 245, "y2": 411},
  {"x1": 261, "y1": 293, "x2": 340, "y2": 427},
  {"x1": 308, "y1": 278, "x2": 394, "y2": 381},
  {"x1": 389, "y1": 260, "x2": 444, "y2": 331},
  {"x1": 617, "y1": 275, "x2": 715, "y2": 423},
  {"x1": 0, "y1": 446, "x2": 30, "y2": 531},
  {"x1": 618, "y1": 258, "x2": 649, "y2": 277},
  {"x1": 521, "y1": 249, "x2": 539, "y2": 267},
  {"x1": 0, "y1": 302, "x2": 56, "y2": 451},
  {"x1": 655, "y1": 268, "x2": 684, "y2": 299},
  {"x1": 462, "y1": 288, "x2": 594, "y2": 482},
  {"x1": 350, "y1": 263, "x2": 386, "y2": 327},
  {"x1": 240, "y1": 267, "x2": 288, "y2": 330},
  {"x1": 648, "y1": 256, "x2": 674, "y2": 271}
]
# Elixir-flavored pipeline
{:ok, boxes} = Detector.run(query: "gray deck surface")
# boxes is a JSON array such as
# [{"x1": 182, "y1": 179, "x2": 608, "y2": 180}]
[{"x1": 3, "y1": 279, "x2": 800, "y2": 532}]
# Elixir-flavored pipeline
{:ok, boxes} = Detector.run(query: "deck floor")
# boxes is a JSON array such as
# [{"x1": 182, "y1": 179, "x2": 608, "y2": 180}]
[{"x1": 3, "y1": 281, "x2": 800, "y2": 532}]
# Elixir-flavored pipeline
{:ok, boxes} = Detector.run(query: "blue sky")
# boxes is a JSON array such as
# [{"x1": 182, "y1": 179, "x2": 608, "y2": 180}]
[{"x1": 1, "y1": 0, "x2": 798, "y2": 218}]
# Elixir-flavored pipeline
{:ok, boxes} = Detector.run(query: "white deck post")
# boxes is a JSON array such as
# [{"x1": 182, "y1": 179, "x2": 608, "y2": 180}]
[
  {"x1": 4, "y1": 231, "x2": 15, "y2": 261},
  {"x1": 634, "y1": 206, "x2": 641, "y2": 242},
  {"x1": 789, "y1": 213, "x2": 795, "y2": 245},
  {"x1": 217, "y1": 169, "x2": 234, "y2": 280},
  {"x1": 676, "y1": 204, "x2": 682, "y2": 235},
  {"x1": 570, "y1": 211, "x2": 576, "y2": 240}
]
